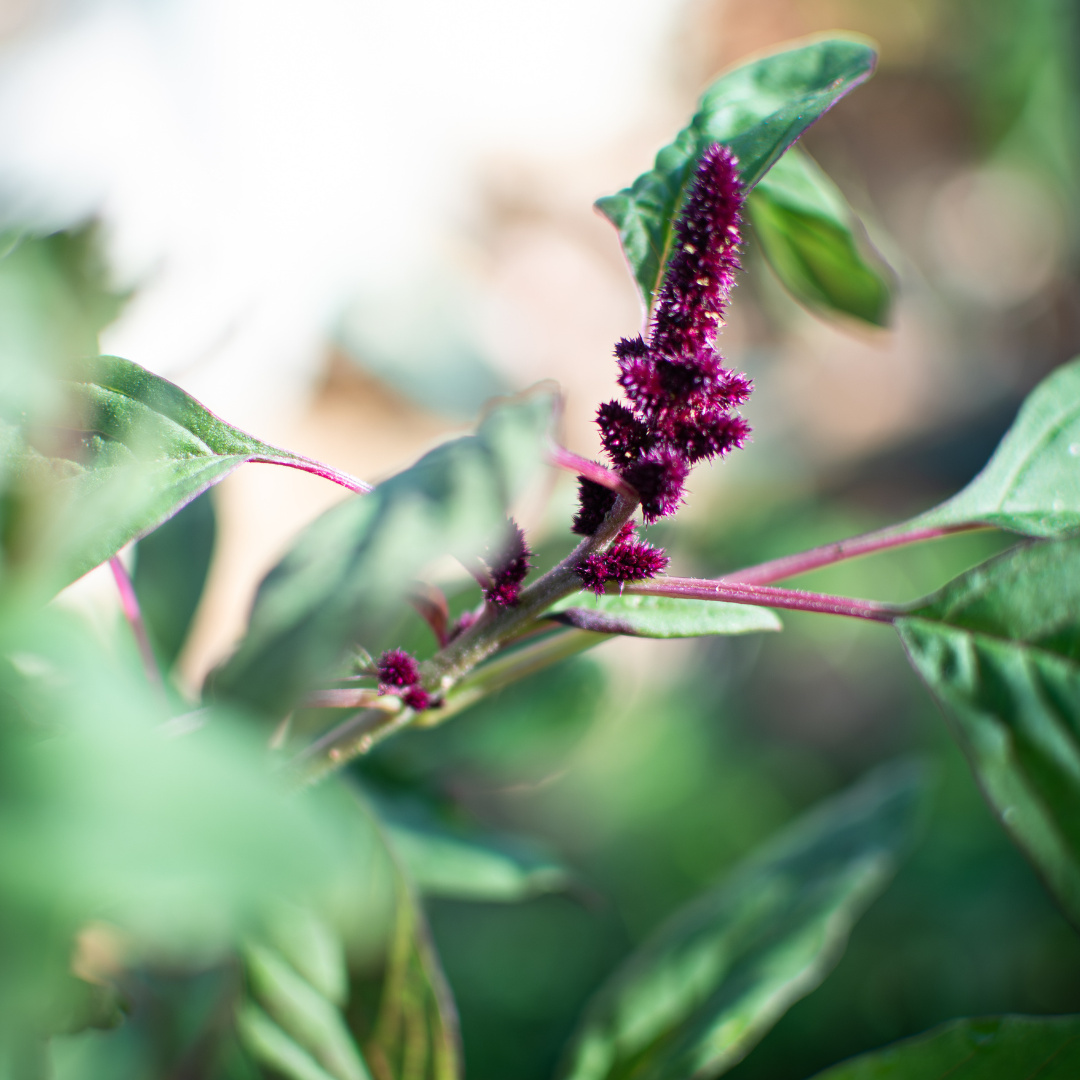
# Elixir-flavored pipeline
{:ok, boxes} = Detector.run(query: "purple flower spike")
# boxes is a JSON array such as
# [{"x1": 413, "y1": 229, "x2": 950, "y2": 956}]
[
  {"x1": 403, "y1": 686, "x2": 432, "y2": 711},
  {"x1": 597, "y1": 401, "x2": 653, "y2": 465},
  {"x1": 484, "y1": 520, "x2": 533, "y2": 607},
  {"x1": 665, "y1": 409, "x2": 751, "y2": 464},
  {"x1": 650, "y1": 143, "x2": 743, "y2": 361},
  {"x1": 620, "y1": 448, "x2": 688, "y2": 523},
  {"x1": 572, "y1": 476, "x2": 618, "y2": 535},
  {"x1": 573, "y1": 524, "x2": 668, "y2": 594},
  {"x1": 377, "y1": 648, "x2": 420, "y2": 689}
]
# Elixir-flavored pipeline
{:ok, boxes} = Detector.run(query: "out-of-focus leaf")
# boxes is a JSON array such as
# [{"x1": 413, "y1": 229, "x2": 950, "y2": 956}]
[
  {"x1": 807, "y1": 1014, "x2": 1080, "y2": 1079},
  {"x1": 4, "y1": 355, "x2": 355, "y2": 594},
  {"x1": 0, "y1": 604, "x2": 359, "y2": 1044},
  {"x1": 237, "y1": 1002, "x2": 340, "y2": 1080},
  {"x1": 557, "y1": 761, "x2": 927, "y2": 1080},
  {"x1": 596, "y1": 36, "x2": 876, "y2": 314},
  {"x1": 547, "y1": 591, "x2": 781, "y2": 638},
  {"x1": 897, "y1": 538, "x2": 1080, "y2": 928},
  {"x1": 133, "y1": 487, "x2": 216, "y2": 668},
  {"x1": 378, "y1": 801, "x2": 573, "y2": 902},
  {"x1": 211, "y1": 387, "x2": 556, "y2": 719},
  {"x1": 264, "y1": 904, "x2": 350, "y2": 1008},
  {"x1": 363, "y1": 874, "x2": 461, "y2": 1080},
  {"x1": 748, "y1": 147, "x2": 894, "y2": 326},
  {"x1": 243, "y1": 942, "x2": 371, "y2": 1080},
  {"x1": 898, "y1": 357, "x2": 1080, "y2": 539}
]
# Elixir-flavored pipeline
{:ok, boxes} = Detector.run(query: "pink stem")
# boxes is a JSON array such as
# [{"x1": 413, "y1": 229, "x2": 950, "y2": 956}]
[
  {"x1": 546, "y1": 444, "x2": 638, "y2": 499},
  {"x1": 109, "y1": 557, "x2": 165, "y2": 688},
  {"x1": 302, "y1": 688, "x2": 388, "y2": 709},
  {"x1": 719, "y1": 523, "x2": 980, "y2": 586},
  {"x1": 250, "y1": 455, "x2": 373, "y2": 493},
  {"x1": 621, "y1": 576, "x2": 900, "y2": 622}
]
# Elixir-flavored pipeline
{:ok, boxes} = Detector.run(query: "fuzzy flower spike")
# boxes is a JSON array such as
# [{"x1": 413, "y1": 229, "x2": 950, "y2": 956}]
[{"x1": 573, "y1": 143, "x2": 752, "y2": 594}]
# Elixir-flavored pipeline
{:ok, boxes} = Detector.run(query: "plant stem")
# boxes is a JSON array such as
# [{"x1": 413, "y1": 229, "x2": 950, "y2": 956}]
[
  {"x1": 546, "y1": 444, "x2": 638, "y2": 497},
  {"x1": 251, "y1": 455, "x2": 372, "y2": 493},
  {"x1": 719, "y1": 522, "x2": 982, "y2": 585},
  {"x1": 109, "y1": 557, "x2": 164, "y2": 690},
  {"x1": 621, "y1": 576, "x2": 900, "y2": 622}
]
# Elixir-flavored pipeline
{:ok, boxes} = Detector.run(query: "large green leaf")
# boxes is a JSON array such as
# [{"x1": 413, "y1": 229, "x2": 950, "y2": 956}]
[
  {"x1": 546, "y1": 591, "x2": 780, "y2": 638},
  {"x1": 748, "y1": 147, "x2": 894, "y2": 327},
  {"x1": 211, "y1": 388, "x2": 555, "y2": 718},
  {"x1": 596, "y1": 36, "x2": 877, "y2": 314},
  {"x1": 808, "y1": 1014, "x2": 1080, "y2": 1079},
  {"x1": 4, "y1": 355, "x2": 357, "y2": 593},
  {"x1": 897, "y1": 538, "x2": 1080, "y2": 928},
  {"x1": 904, "y1": 357, "x2": 1080, "y2": 538},
  {"x1": 557, "y1": 761, "x2": 927, "y2": 1080}
]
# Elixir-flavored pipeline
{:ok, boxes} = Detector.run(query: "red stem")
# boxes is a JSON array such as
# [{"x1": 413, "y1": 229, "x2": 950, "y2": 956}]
[
  {"x1": 719, "y1": 523, "x2": 979, "y2": 586},
  {"x1": 250, "y1": 455, "x2": 372, "y2": 493},
  {"x1": 109, "y1": 557, "x2": 165, "y2": 688},
  {"x1": 546, "y1": 444, "x2": 638, "y2": 499},
  {"x1": 621, "y1": 576, "x2": 900, "y2": 622}
]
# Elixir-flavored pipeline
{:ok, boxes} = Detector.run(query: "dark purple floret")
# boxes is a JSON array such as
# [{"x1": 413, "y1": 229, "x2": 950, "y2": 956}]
[
  {"x1": 403, "y1": 686, "x2": 432, "y2": 711},
  {"x1": 614, "y1": 335, "x2": 649, "y2": 361},
  {"x1": 377, "y1": 648, "x2": 420, "y2": 689},
  {"x1": 597, "y1": 401, "x2": 653, "y2": 464},
  {"x1": 664, "y1": 409, "x2": 751, "y2": 464},
  {"x1": 576, "y1": 552, "x2": 614, "y2": 595},
  {"x1": 620, "y1": 448, "x2": 688, "y2": 523},
  {"x1": 484, "y1": 520, "x2": 532, "y2": 607},
  {"x1": 605, "y1": 539, "x2": 669, "y2": 584},
  {"x1": 572, "y1": 475, "x2": 618, "y2": 535},
  {"x1": 649, "y1": 144, "x2": 743, "y2": 360}
]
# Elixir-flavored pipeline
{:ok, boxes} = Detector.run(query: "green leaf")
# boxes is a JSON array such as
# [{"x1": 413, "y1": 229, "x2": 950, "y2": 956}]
[
  {"x1": 237, "y1": 1002, "x2": 342, "y2": 1080},
  {"x1": 748, "y1": 147, "x2": 894, "y2": 326},
  {"x1": 905, "y1": 356, "x2": 1080, "y2": 538},
  {"x1": 243, "y1": 942, "x2": 371, "y2": 1080},
  {"x1": 896, "y1": 538, "x2": 1080, "y2": 928},
  {"x1": 363, "y1": 874, "x2": 461, "y2": 1080},
  {"x1": 211, "y1": 387, "x2": 556, "y2": 718},
  {"x1": 557, "y1": 760, "x2": 928, "y2": 1080},
  {"x1": 596, "y1": 36, "x2": 877, "y2": 314},
  {"x1": 4, "y1": 355, "x2": 353, "y2": 594},
  {"x1": 807, "y1": 1014, "x2": 1080, "y2": 1079},
  {"x1": 379, "y1": 805, "x2": 573, "y2": 902},
  {"x1": 133, "y1": 488, "x2": 216, "y2": 668},
  {"x1": 546, "y1": 591, "x2": 781, "y2": 638}
]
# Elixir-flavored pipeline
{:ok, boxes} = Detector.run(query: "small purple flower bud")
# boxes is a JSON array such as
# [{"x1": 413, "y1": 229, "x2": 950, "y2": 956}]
[
  {"x1": 483, "y1": 520, "x2": 533, "y2": 607},
  {"x1": 403, "y1": 686, "x2": 432, "y2": 711},
  {"x1": 377, "y1": 648, "x2": 420, "y2": 689},
  {"x1": 619, "y1": 448, "x2": 688, "y2": 523},
  {"x1": 572, "y1": 475, "x2": 618, "y2": 535},
  {"x1": 597, "y1": 400, "x2": 653, "y2": 464},
  {"x1": 650, "y1": 143, "x2": 743, "y2": 360},
  {"x1": 614, "y1": 335, "x2": 649, "y2": 361},
  {"x1": 663, "y1": 409, "x2": 751, "y2": 464},
  {"x1": 576, "y1": 552, "x2": 614, "y2": 595},
  {"x1": 605, "y1": 539, "x2": 669, "y2": 584}
]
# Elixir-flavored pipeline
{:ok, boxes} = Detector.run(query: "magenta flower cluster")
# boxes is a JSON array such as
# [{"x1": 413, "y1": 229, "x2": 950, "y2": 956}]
[
  {"x1": 573, "y1": 143, "x2": 752, "y2": 543},
  {"x1": 376, "y1": 648, "x2": 430, "y2": 711},
  {"x1": 482, "y1": 521, "x2": 533, "y2": 607},
  {"x1": 576, "y1": 521, "x2": 669, "y2": 595}
]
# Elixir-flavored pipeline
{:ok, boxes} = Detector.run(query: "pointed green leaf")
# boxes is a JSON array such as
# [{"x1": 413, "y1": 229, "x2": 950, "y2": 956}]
[
  {"x1": 211, "y1": 388, "x2": 555, "y2": 718},
  {"x1": 904, "y1": 357, "x2": 1080, "y2": 538},
  {"x1": 558, "y1": 761, "x2": 927, "y2": 1080},
  {"x1": 596, "y1": 36, "x2": 877, "y2": 314},
  {"x1": 748, "y1": 147, "x2": 894, "y2": 326},
  {"x1": 808, "y1": 1014, "x2": 1080, "y2": 1079},
  {"x1": 4, "y1": 355, "x2": 357, "y2": 593},
  {"x1": 546, "y1": 591, "x2": 781, "y2": 638},
  {"x1": 237, "y1": 1002, "x2": 341, "y2": 1080},
  {"x1": 897, "y1": 538, "x2": 1080, "y2": 928},
  {"x1": 244, "y1": 942, "x2": 371, "y2": 1080}
]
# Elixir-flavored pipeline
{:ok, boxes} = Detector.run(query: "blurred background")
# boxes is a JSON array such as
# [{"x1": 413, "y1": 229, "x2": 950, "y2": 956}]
[{"x1": 5, "y1": 0, "x2": 1080, "y2": 1076}]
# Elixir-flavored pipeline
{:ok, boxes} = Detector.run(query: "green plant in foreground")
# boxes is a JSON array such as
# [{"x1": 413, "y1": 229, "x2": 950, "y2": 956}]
[{"x1": 3, "y1": 32, "x2": 1080, "y2": 1080}]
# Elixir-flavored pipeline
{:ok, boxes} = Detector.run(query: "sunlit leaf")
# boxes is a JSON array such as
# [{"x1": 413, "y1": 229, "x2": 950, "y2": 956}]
[
  {"x1": 547, "y1": 591, "x2": 781, "y2": 637},
  {"x1": 211, "y1": 387, "x2": 556, "y2": 718},
  {"x1": 557, "y1": 761, "x2": 927, "y2": 1080},
  {"x1": 748, "y1": 147, "x2": 894, "y2": 326},
  {"x1": 808, "y1": 1014, "x2": 1080, "y2": 1079},
  {"x1": 3, "y1": 355, "x2": 358, "y2": 594},
  {"x1": 237, "y1": 1002, "x2": 342, "y2": 1080},
  {"x1": 897, "y1": 538, "x2": 1080, "y2": 928},
  {"x1": 596, "y1": 36, "x2": 877, "y2": 315},
  {"x1": 901, "y1": 356, "x2": 1080, "y2": 538}
]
